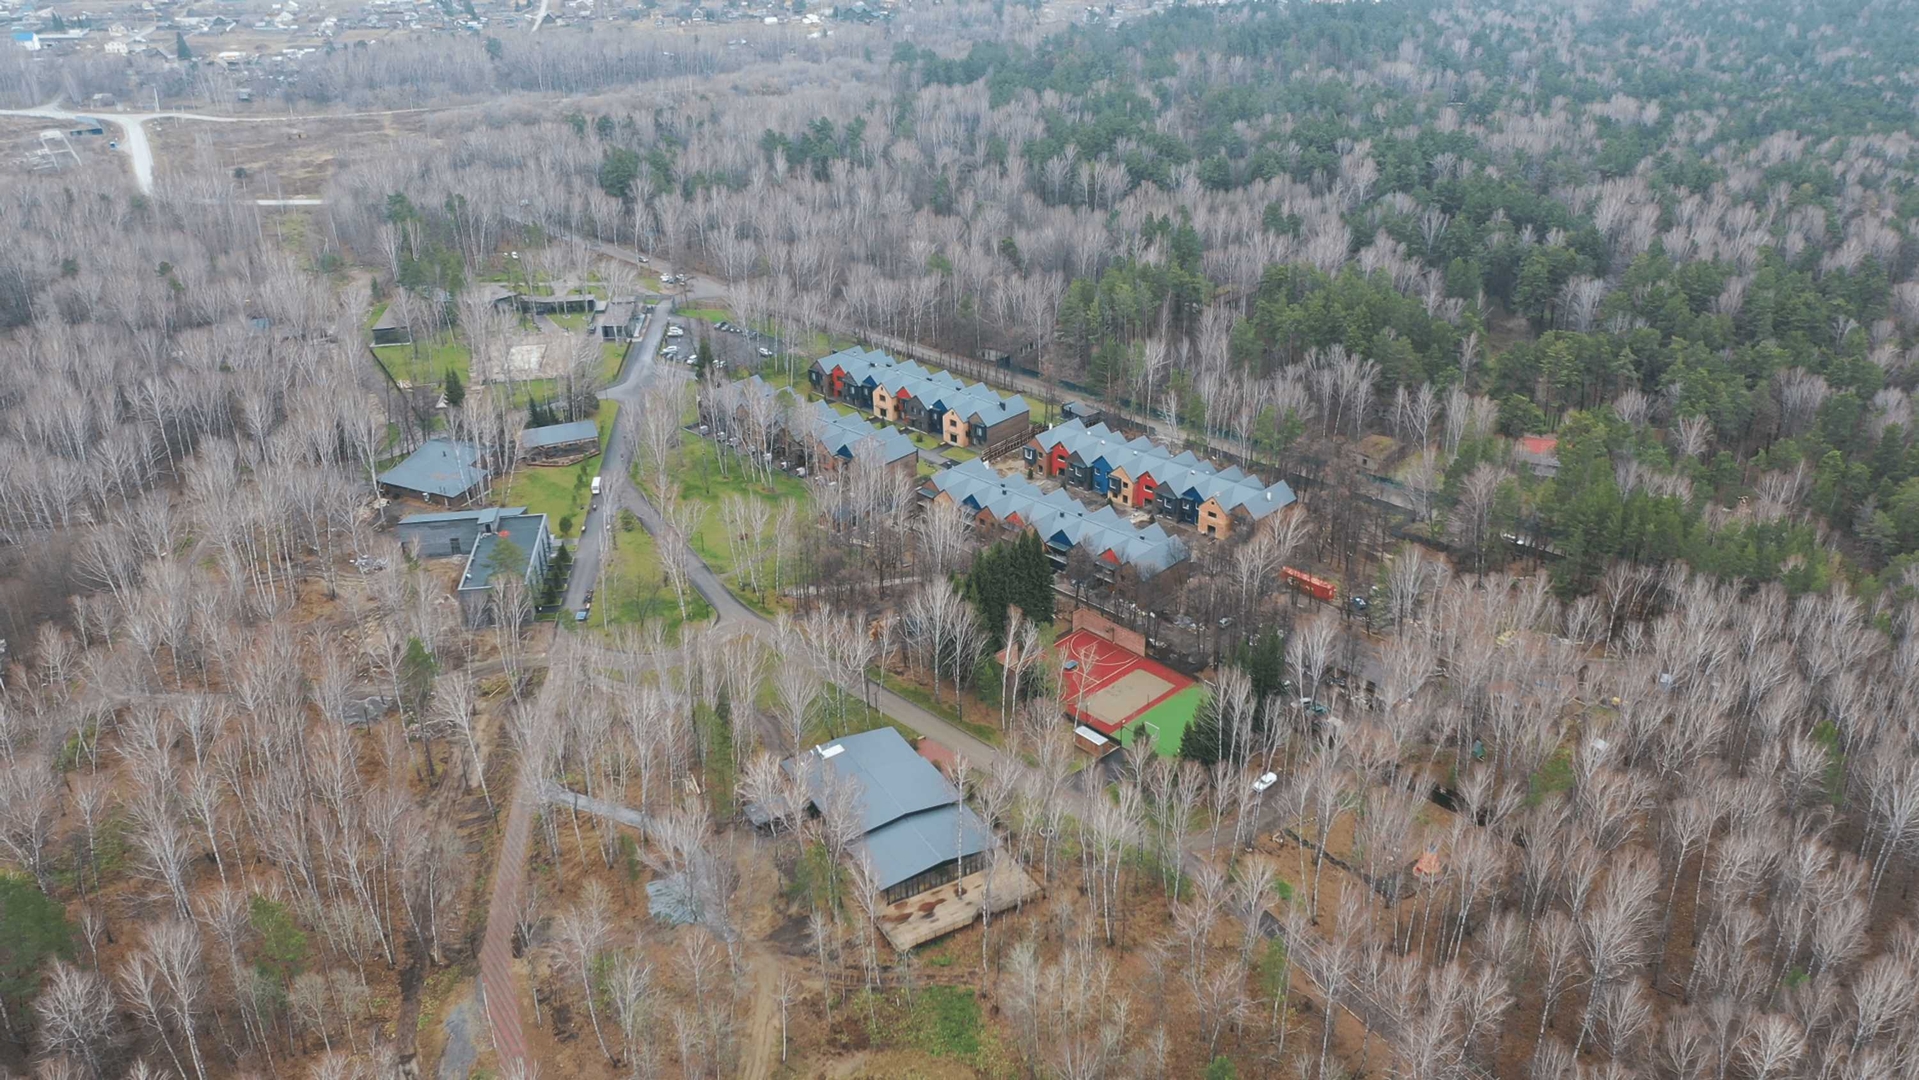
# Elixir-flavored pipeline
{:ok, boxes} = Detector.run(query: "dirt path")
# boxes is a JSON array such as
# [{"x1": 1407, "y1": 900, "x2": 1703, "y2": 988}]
[
  {"x1": 738, "y1": 947, "x2": 784, "y2": 1080},
  {"x1": 476, "y1": 777, "x2": 535, "y2": 1068}
]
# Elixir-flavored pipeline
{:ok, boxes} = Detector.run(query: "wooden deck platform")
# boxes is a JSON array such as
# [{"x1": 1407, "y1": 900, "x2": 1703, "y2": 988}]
[{"x1": 875, "y1": 861, "x2": 1042, "y2": 951}]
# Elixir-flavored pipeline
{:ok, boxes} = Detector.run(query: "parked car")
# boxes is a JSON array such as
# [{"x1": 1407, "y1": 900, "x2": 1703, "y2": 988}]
[
  {"x1": 1251, "y1": 772, "x2": 1279, "y2": 794},
  {"x1": 574, "y1": 608, "x2": 589, "y2": 622},
  {"x1": 661, "y1": 345, "x2": 681, "y2": 358},
  {"x1": 757, "y1": 347, "x2": 774, "y2": 358},
  {"x1": 666, "y1": 325, "x2": 685, "y2": 338}
]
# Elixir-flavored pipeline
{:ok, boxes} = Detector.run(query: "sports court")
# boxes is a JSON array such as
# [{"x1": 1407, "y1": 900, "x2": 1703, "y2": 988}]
[{"x1": 1055, "y1": 628, "x2": 1206, "y2": 756}]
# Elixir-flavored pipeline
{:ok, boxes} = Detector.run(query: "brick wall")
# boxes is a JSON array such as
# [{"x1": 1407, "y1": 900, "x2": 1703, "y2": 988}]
[{"x1": 1072, "y1": 606, "x2": 1146, "y2": 656}]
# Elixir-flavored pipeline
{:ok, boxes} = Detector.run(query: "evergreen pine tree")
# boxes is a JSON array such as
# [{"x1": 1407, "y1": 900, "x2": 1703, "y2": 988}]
[
  {"x1": 443, "y1": 367, "x2": 465, "y2": 408},
  {"x1": 1178, "y1": 691, "x2": 1222, "y2": 765},
  {"x1": 1014, "y1": 530, "x2": 1056, "y2": 624},
  {"x1": 175, "y1": 31, "x2": 192, "y2": 60},
  {"x1": 966, "y1": 542, "x2": 1010, "y2": 645}
]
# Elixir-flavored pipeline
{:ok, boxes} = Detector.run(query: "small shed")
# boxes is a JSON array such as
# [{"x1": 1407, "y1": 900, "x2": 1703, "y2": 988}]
[
  {"x1": 1061, "y1": 400, "x2": 1104, "y2": 425},
  {"x1": 518, "y1": 419, "x2": 600, "y2": 463},
  {"x1": 1356, "y1": 434, "x2": 1403, "y2": 476},
  {"x1": 1513, "y1": 434, "x2": 1560, "y2": 478},
  {"x1": 1074, "y1": 725, "x2": 1118, "y2": 758},
  {"x1": 369, "y1": 304, "x2": 411, "y2": 346}
]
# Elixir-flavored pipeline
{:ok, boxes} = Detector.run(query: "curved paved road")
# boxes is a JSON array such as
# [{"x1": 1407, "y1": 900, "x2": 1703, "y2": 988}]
[{"x1": 584, "y1": 301, "x2": 1006, "y2": 767}]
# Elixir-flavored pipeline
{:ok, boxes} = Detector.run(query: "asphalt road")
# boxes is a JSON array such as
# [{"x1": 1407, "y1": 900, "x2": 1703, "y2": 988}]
[
  {"x1": 568, "y1": 312, "x2": 1016, "y2": 770},
  {"x1": 563, "y1": 301, "x2": 675, "y2": 614}
]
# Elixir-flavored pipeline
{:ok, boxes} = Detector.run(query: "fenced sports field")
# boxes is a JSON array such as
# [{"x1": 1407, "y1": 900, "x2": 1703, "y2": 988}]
[{"x1": 1055, "y1": 629, "x2": 1207, "y2": 757}]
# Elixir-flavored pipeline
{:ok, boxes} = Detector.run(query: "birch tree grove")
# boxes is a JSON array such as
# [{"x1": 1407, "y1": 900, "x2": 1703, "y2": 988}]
[{"x1": 11, "y1": 0, "x2": 1919, "y2": 1075}]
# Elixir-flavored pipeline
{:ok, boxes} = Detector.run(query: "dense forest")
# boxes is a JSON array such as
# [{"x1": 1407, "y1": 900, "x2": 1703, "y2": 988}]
[{"x1": 4, "y1": 0, "x2": 1919, "y2": 1078}]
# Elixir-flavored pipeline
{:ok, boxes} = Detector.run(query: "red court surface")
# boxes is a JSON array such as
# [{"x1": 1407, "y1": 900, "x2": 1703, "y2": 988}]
[{"x1": 1055, "y1": 628, "x2": 1196, "y2": 735}]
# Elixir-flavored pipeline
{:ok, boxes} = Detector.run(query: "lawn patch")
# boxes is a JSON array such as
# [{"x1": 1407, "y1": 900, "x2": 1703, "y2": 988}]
[
  {"x1": 902, "y1": 986, "x2": 981, "y2": 1058},
  {"x1": 1527, "y1": 746, "x2": 1576, "y2": 806},
  {"x1": 499, "y1": 453, "x2": 600, "y2": 538},
  {"x1": 372, "y1": 333, "x2": 471, "y2": 389},
  {"x1": 671, "y1": 435, "x2": 812, "y2": 604},
  {"x1": 601, "y1": 341, "x2": 629, "y2": 382},
  {"x1": 587, "y1": 513, "x2": 714, "y2": 635}
]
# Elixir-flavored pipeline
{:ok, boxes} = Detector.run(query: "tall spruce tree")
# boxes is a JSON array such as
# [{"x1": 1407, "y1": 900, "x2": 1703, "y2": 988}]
[
  {"x1": 967, "y1": 532, "x2": 1057, "y2": 647},
  {"x1": 1178, "y1": 691, "x2": 1222, "y2": 765}
]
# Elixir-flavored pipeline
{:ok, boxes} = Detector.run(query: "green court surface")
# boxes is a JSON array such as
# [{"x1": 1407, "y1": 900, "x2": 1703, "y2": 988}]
[{"x1": 1121, "y1": 685, "x2": 1207, "y2": 758}]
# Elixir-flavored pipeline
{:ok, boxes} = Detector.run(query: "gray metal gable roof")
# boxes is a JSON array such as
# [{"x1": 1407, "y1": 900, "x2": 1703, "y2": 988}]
[
  {"x1": 819, "y1": 349, "x2": 1031, "y2": 424},
  {"x1": 1031, "y1": 421, "x2": 1295, "y2": 514},
  {"x1": 812, "y1": 727, "x2": 956, "y2": 832},
  {"x1": 520, "y1": 420, "x2": 599, "y2": 449},
  {"x1": 928, "y1": 460, "x2": 1187, "y2": 575},
  {"x1": 398, "y1": 506, "x2": 528, "y2": 525},
  {"x1": 788, "y1": 727, "x2": 992, "y2": 892},
  {"x1": 379, "y1": 439, "x2": 488, "y2": 499},
  {"x1": 812, "y1": 403, "x2": 917, "y2": 465},
  {"x1": 457, "y1": 513, "x2": 548, "y2": 591},
  {"x1": 861, "y1": 804, "x2": 991, "y2": 892}
]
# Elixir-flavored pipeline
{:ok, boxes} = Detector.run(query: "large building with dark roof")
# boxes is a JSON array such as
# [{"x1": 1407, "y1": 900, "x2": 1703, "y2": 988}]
[
  {"x1": 377, "y1": 439, "x2": 489, "y2": 505},
  {"x1": 395, "y1": 506, "x2": 553, "y2": 626},
  {"x1": 785, "y1": 727, "x2": 992, "y2": 905}
]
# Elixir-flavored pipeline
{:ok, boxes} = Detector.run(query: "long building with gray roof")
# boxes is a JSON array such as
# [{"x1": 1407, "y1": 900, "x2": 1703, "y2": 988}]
[
  {"x1": 809, "y1": 346, "x2": 1032, "y2": 450},
  {"x1": 925, "y1": 459, "x2": 1188, "y2": 577},
  {"x1": 783, "y1": 727, "x2": 993, "y2": 904},
  {"x1": 1025, "y1": 420, "x2": 1296, "y2": 539}
]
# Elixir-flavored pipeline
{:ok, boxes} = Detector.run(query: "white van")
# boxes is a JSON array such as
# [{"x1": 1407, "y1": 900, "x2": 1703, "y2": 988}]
[{"x1": 590, "y1": 476, "x2": 602, "y2": 496}]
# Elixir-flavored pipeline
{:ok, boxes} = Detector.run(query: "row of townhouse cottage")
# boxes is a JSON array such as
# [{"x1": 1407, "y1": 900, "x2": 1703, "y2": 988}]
[
  {"x1": 733, "y1": 355, "x2": 1299, "y2": 579},
  {"x1": 725, "y1": 371, "x2": 1200, "y2": 580},
  {"x1": 1023, "y1": 419, "x2": 1298, "y2": 540},
  {"x1": 807, "y1": 347, "x2": 1034, "y2": 451}
]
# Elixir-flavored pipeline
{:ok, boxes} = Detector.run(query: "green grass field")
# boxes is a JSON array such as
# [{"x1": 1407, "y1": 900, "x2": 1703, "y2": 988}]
[
  {"x1": 499, "y1": 454, "x2": 600, "y2": 538},
  {"x1": 601, "y1": 341, "x2": 629, "y2": 383},
  {"x1": 1123, "y1": 685, "x2": 1207, "y2": 758},
  {"x1": 673, "y1": 436, "x2": 810, "y2": 604},
  {"x1": 497, "y1": 378, "x2": 560, "y2": 409},
  {"x1": 677, "y1": 305, "x2": 731, "y2": 324},
  {"x1": 586, "y1": 515, "x2": 715, "y2": 638},
  {"x1": 549, "y1": 311, "x2": 589, "y2": 332},
  {"x1": 496, "y1": 406, "x2": 617, "y2": 538},
  {"x1": 372, "y1": 333, "x2": 471, "y2": 389}
]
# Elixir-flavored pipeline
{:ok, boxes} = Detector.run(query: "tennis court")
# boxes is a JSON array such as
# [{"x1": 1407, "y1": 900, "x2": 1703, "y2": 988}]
[{"x1": 1056, "y1": 629, "x2": 1197, "y2": 753}]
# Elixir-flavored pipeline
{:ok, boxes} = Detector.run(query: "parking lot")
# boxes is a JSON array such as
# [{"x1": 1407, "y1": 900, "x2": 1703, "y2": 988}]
[{"x1": 654, "y1": 313, "x2": 787, "y2": 375}]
